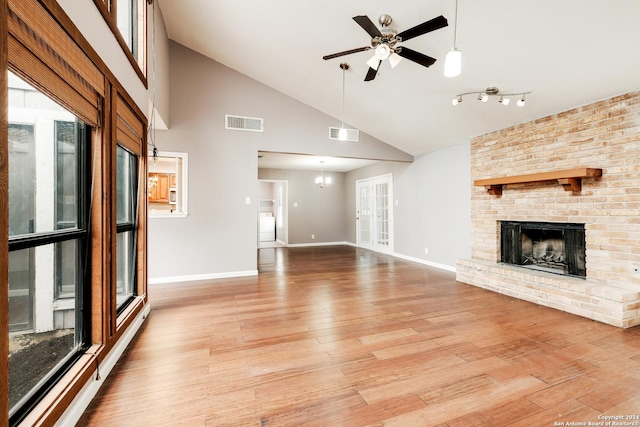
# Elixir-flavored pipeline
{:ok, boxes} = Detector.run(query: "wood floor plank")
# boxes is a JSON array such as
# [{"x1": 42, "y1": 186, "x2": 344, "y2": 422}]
[{"x1": 78, "y1": 245, "x2": 640, "y2": 426}]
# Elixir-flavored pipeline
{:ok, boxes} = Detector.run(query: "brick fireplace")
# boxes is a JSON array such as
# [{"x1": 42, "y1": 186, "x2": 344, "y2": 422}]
[{"x1": 456, "y1": 91, "x2": 640, "y2": 328}]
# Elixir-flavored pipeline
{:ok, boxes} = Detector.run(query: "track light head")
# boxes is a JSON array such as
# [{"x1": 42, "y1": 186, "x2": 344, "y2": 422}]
[{"x1": 517, "y1": 95, "x2": 526, "y2": 107}]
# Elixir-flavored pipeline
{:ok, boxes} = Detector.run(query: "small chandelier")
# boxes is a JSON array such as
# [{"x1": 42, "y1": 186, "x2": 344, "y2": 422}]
[
  {"x1": 315, "y1": 161, "x2": 332, "y2": 188},
  {"x1": 452, "y1": 86, "x2": 531, "y2": 107}
]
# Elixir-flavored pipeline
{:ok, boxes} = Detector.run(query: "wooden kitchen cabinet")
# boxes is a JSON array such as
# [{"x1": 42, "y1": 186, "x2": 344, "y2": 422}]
[{"x1": 148, "y1": 173, "x2": 170, "y2": 203}]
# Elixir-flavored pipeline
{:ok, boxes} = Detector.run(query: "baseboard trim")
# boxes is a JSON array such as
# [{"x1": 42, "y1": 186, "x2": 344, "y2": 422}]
[
  {"x1": 391, "y1": 252, "x2": 457, "y2": 273},
  {"x1": 287, "y1": 241, "x2": 352, "y2": 248},
  {"x1": 149, "y1": 270, "x2": 259, "y2": 285},
  {"x1": 55, "y1": 303, "x2": 151, "y2": 426}
]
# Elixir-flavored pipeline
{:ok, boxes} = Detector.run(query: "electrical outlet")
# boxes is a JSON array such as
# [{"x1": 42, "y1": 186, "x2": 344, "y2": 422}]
[
  {"x1": 424, "y1": 247, "x2": 429, "y2": 255},
  {"x1": 311, "y1": 234, "x2": 315, "y2": 240}
]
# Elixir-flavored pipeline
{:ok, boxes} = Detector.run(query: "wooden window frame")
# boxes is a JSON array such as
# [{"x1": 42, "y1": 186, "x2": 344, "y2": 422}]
[
  {"x1": 2, "y1": 0, "x2": 149, "y2": 425},
  {"x1": 92, "y1": 0, "x2": 148, "y2": 86}
]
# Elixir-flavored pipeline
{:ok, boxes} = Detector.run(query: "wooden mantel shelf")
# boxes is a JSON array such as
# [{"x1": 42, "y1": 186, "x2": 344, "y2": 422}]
[{"x1": 474, "y1": 167, "x2": 602, "y2": 196}]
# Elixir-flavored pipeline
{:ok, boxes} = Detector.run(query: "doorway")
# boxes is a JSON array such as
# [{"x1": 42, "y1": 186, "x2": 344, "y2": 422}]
[
  {"x1": 258, "y1": 180, "x2": 288, "y2": 248},
  {"x1": 356, "y1": 174, "x2": 393, "y2": 253}
]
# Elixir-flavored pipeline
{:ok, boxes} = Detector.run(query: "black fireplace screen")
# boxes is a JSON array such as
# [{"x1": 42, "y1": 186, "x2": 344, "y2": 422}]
[{"x1": 500, "y1": 221, "x2": 586, "y2": 278}]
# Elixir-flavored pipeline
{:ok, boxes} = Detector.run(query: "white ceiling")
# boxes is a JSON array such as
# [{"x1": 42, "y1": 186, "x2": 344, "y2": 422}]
[{"x1": 158, "y1": 0, "x2": 640, "y2": 170}]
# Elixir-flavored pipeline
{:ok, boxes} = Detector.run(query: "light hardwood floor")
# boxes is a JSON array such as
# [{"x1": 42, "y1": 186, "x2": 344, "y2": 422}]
[{"x1": 79, "y1": 246, "x2": 640, "y2": 426}]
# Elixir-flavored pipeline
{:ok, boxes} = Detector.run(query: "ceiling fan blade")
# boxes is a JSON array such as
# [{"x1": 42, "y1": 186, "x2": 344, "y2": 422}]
[
  {"x1": 353, "y1": 15, "x2": 382, "y2": 38},
  {"x1": 396, "y1": 15, "x2": 448, "y2": 42},
  {"x1": 323, "y1": 46, "x2": 370, "y2": 60},
  {"x1": 396, "y1": 47, "x2": 436, "y2": 68},
  {"x1": 364, "y1": 62, "x2": 381, "y2": 81}
]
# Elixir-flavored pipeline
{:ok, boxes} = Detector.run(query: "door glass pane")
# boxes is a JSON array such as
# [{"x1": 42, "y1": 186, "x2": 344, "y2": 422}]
[
  {"x1": 359, "y1": 184, "x2": 371, "y2": 244},
  {"x1": 376, "y1": 182, "x2": 389, "y2": 247}
]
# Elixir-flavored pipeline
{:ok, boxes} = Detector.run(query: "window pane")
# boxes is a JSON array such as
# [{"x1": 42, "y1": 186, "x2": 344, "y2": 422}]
[
  {"x1": 9, "y1": 244, "x2": 81, "y2": 412},
  {"x1": 8, "y1": 71, "x2": 89, "y2": 419},
  {"x1": 116, "y1": 230, "x2": 135, "y2": 307},
  {"x1": 116, "y1": 0, "x2": 136, "y2": 55},
  {"x1": 116, "y1": 145, "x2": 137, "y2": 224},
  {"x1": 116, "y1": 144, "x2": 138, "y2": 310},
  {"x1": 8, "y1": 73, "x2": 79, "y2": 237}
]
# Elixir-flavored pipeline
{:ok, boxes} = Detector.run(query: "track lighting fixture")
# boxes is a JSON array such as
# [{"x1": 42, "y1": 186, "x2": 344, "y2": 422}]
[{"x1": 452, "y1": 87, "x2": 530, "y2": 107}]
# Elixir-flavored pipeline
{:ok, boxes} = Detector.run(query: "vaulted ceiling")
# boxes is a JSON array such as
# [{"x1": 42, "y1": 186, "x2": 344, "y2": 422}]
[{"x1": 157, "y1": 0, "x2": 640, "y2": 161}]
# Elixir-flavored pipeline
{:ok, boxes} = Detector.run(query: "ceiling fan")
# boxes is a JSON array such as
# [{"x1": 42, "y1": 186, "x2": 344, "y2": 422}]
[{"x1": 323, "y1": 14, "x2": 448, "y2": 81}]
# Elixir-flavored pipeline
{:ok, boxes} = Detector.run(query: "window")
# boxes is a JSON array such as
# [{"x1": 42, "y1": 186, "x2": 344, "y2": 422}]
[
  {"x1": 4, "y1": 0, "x2": 150, "y2": 424},
  {"x1": 8, "y1": 73, "x2": 90, "y2": 420},
  {"x1": 148, "y1": 151, "x2": 189, "y2": 218},
  {"x1": 94, "y1": 0, "x2": 147, "y2": 80},
  {"x1": 116, "y1": 145, "x2": 139, "y2": 311}
]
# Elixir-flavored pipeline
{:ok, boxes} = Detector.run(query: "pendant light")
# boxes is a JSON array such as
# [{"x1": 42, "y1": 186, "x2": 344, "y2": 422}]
[
  {"x1": 338, "y1": 63, "x2": 349, "y2": 140},
  {"x1": 444, "y1": 0, "x2": 462, "y2": 77}
]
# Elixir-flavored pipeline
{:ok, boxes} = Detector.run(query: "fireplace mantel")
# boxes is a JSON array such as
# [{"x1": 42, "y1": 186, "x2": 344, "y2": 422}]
[{"x1": 474, "y1": 167, "x2": 602, "y2": 196}]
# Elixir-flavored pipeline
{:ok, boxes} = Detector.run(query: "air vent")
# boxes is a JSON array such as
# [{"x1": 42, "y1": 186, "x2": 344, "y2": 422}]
[
  {"x1": 225, "y1": 114, "x2": 264, "y2": 132},
  {"x1": 329, "y1": 127, "x2": 359, "y2": 142}
]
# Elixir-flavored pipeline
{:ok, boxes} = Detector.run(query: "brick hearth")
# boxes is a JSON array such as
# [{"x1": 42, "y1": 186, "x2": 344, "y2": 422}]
[{"x1": 456, "y1": 91, "x2": 640, "y2": 328}]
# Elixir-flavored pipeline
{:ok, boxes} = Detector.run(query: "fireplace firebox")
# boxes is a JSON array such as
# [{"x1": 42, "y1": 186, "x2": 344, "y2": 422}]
[{"x1": 500, "y1": 221, "x2": 586, "y2": 278}]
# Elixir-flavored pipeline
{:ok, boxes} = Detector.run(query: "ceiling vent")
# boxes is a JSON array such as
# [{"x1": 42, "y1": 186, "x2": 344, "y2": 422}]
[
  {"x1": 225, "y1": 114, "x2": 264, "y2": 132},
  {"x1": 329, "y1": 127, "x2": 359, "y2": 142}
]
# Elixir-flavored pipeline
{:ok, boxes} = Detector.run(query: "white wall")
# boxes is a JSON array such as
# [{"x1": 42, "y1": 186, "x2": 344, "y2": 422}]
[
  {"x1": 57, "y1": 0, "x2": 171, "y2": 125},
  {"x1": 346, "y1": 143, "x2": 472, "y2": 270},
  {"x1": 148, "y1": 42, "x2": 414, "y2": 281},
  {"x1": 259, "y1": 169, "x2": 347, "y2": 244}
]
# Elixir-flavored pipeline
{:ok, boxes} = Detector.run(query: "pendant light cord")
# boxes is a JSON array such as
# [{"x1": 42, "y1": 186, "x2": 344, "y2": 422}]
[
  {"x1": 341, "y1": 66, "x2": 345, "y2": 128},
  {"x1": 453, "y1": 0, "x2": 458, "y2": 48}
]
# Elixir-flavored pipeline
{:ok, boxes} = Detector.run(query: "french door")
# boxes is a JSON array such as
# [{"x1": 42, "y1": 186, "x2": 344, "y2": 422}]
[{"x1": 356, "y1": 174, "x2": 393, "y2": 253}]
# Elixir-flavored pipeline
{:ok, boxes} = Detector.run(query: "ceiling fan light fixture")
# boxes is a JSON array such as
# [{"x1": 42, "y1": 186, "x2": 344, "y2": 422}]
[
  {"x1": 366, "y1": 55, "x2": 380, "y2": 70},
  {"x1": 374, "y1": 43, "x2": 391, "y2": 60},
  {"x1": 388, "y1": 52, "x2": 403, "y2": 68}
]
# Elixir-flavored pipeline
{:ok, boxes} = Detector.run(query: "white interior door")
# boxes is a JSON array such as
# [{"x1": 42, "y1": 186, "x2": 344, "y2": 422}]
[{"x1": 356, "y1": 174, "x2": 393, "y2": 253}]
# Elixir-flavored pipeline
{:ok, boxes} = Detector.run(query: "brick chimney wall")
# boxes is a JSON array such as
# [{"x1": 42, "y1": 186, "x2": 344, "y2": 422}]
[{"x1": 456, "y1": 91, "x2": 640, "y2": 328}]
